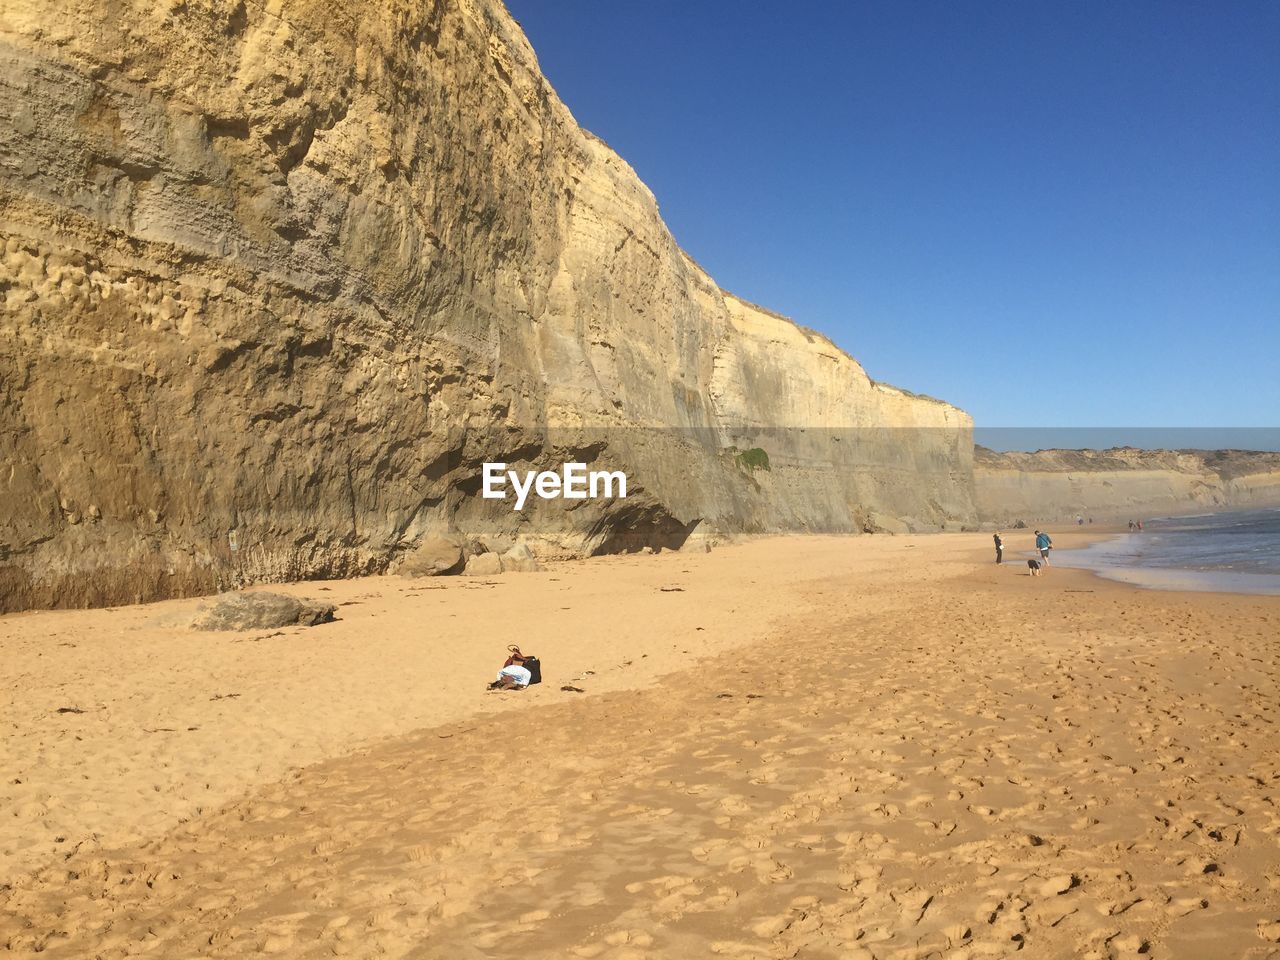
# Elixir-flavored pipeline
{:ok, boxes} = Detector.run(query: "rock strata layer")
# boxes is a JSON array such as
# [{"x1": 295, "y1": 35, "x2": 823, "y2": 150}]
[
  {"x1": 975, "y1": 447, "x2": 1280, "y2": 525},
  {"x1": 0, "y1": 0, "x2": 974, "y2": 612}
]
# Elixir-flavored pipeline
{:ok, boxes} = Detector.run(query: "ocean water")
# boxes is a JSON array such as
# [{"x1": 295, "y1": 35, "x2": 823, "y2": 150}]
[{"x1": 1053, "y1": 508, "x2": 1280, "y2": 596}]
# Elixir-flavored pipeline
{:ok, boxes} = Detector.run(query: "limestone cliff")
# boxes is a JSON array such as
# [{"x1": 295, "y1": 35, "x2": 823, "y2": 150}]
[
  {"x1": 975, "y1": 447, "x2": 1280, "y2": 525},
  {"x1": 0, "y1": 0, "x2": 974, "y2": 612}
]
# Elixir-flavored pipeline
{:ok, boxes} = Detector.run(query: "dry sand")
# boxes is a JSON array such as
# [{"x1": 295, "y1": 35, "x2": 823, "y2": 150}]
[{"x1": 3, "y1": 531, "x2": 1279, "y2": 958}]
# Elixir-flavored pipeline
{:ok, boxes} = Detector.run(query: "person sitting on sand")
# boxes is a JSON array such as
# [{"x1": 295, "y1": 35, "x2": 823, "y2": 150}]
[
  {"x1": 993, "y1": 531, "x2": 1004, "y2": 564},
  {"x1": 488, "y1": 645, "x2": 532, "y2": 690},
  {"x1": 1035, "y1": 530, "x2": 1052, "y2": 566}
]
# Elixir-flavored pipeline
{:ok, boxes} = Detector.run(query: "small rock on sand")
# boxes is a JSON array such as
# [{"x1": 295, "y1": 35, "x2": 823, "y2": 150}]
[{"x1": 191, "y1": 592, "x2": 336, "y2": 631}]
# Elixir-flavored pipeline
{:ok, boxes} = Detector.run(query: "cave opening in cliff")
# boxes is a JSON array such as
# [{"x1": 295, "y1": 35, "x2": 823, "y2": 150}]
[{"x1": 587, "y1": 503, "x2": 701, "y2": 555}]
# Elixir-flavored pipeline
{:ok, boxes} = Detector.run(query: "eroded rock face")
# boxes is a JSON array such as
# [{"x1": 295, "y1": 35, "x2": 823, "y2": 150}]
[
  {"x1": 0, "y1": 0, "x2": 975, "y2": 612},
  {"x1": 190, "y1": 592, "x2": 336, "y2": 631},
  {"x1": 975, "y1": 448, "x2": 1280, "y2": 524}
]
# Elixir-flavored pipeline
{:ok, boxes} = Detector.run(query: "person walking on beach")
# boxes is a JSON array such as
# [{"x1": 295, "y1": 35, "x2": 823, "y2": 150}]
[
  {"x1": 1035, "y1": 530, "x2": 1052, "y2": 567},
  {"x1": 993, "y1": 531, "x2": 1004, "y2": 564}
]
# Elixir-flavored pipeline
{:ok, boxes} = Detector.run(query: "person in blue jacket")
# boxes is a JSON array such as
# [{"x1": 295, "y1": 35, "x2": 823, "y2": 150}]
[{"x1": 1034, "y1": 530, "x2": 1052, "y2": 566}]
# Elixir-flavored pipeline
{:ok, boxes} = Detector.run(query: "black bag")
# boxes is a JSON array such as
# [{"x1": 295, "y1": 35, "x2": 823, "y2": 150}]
[{"x1": 523, "y1": 656, "x2": 542, "y2": 685}]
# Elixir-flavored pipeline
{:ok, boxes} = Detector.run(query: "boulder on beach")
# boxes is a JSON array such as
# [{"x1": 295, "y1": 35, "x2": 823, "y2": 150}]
[
  {"x1": 863, "y1": 511, "x2": 909, "y2": 535},
  {"x1": 464, "y1": 553, "x2": 504, "y2": 576},
  {"x1": 400, "y1": 536, "x2": 465, "y2": 577},
  {"x1": 461, "y1": 543, "x2": 542, "y2": 575},
  {"x1": 501, "y1": 542, "x2": 541, "y2": 572},
  {"x1": 191, "y1": 592, "x2": 336, "y2": 631}
]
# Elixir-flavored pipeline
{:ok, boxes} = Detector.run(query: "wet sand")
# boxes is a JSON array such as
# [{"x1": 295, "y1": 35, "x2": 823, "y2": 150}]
[{"x1": 3, "y1": 531, "x2": 1279, "y2": 958}]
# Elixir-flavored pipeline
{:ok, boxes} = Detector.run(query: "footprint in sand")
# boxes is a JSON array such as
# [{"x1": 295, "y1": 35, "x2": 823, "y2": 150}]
[
  {"x1": 753, "y1": 856, "x2": 793, "y2": 883},
  {"x1": 322, "y1": 915, "x2": 356, "y2": 944},
  {"x1": 891, "y1": 887, "x2": 933, "y2": 924},
  {"x1": 718, "y1": 795, "x2": 752, "y2": 815},
  {"x1": 1106, "y1": 932, "x2": 1152, "y2": 958},
  {"x1": 708, "y1": 941, "x2": 771, "y2": 957}
]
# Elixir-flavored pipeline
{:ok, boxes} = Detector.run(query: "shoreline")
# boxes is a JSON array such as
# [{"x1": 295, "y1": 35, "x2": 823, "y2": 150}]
[
  {"x1": 1071, "y1": 563, "x2": 1280, "y2": 596},
  {"x1": 1051, "y1": 509, "x2": 1280, "y2": 597}
]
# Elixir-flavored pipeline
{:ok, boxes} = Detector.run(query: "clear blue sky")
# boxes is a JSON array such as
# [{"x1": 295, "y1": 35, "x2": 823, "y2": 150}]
[{"x1": 505, "y1": 1, "x2": 1279, "y2": 447}]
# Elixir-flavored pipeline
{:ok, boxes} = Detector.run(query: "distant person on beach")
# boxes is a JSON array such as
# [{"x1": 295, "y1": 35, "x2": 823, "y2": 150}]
[
  {"x1": 1035, "y1": 530, "x2": 1052, "y2": 566},
  {"x1": 993, "y1": 532, "x2": 1004, "y2": 564},
  {"x1": 1128, "y1": 520, "x2": 1135, "y2": 531}
]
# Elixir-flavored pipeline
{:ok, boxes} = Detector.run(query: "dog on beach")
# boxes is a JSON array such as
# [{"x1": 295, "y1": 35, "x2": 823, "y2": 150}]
[{"x1": 1027, "y1": 559, "x2": 1043, "y2": 577}]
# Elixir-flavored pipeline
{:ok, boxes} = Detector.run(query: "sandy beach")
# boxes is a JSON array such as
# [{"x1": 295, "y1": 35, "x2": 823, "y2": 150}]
[
  {"x1": 3, "y1": 531, "x2": 1280, "y2": 958},
  {"x1": 4, "y1": 3, "x2": 1275, "y2": 960}
]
